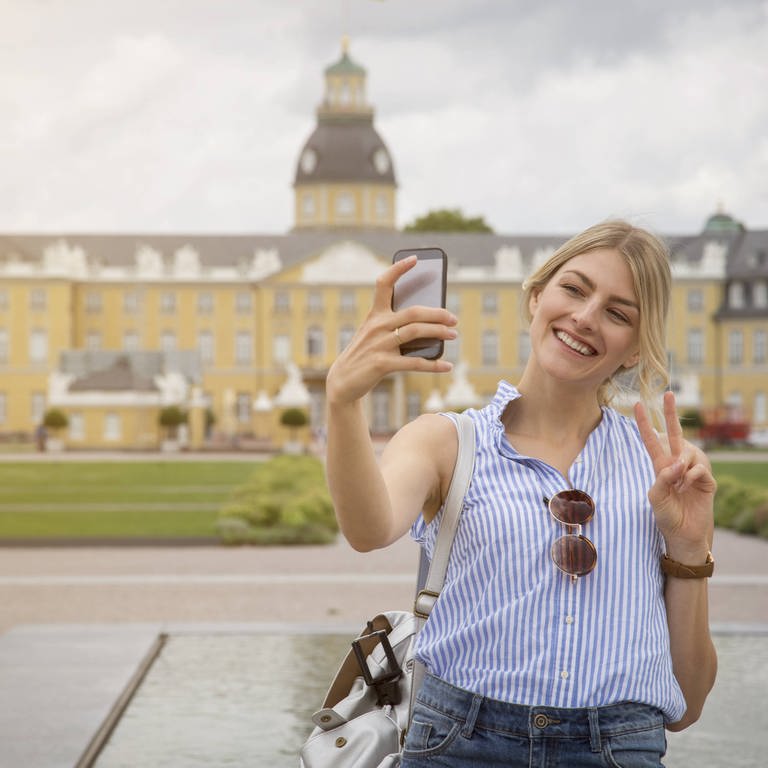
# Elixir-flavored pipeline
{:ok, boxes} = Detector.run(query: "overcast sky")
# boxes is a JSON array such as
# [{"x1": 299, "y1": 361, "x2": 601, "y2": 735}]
[{"x1": 1, "y1": 0, "x2": 766, "y2": 236}]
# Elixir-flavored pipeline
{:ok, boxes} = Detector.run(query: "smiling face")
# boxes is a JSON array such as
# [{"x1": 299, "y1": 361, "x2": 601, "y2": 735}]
[{"x1": 527, "y1": 247, "x2": 641, "y2": 392}]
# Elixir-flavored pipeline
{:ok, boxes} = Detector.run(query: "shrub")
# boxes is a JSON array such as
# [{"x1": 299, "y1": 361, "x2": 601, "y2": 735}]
[
  {"x1": 714, "y1": 475, "x2": 768, "y2": 537},
  {"x1": 216, "y1": 454, "x2": 337, "y2": 545},
  {"x1": 159, "y1": 405, "x2": 188, "y2": 439},
  {"x1": 43, "y1": 408, "x2": 69, "y2": 431}
]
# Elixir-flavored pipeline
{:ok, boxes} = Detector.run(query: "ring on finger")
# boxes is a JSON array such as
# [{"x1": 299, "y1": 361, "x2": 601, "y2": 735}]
[{"x1": 393, "y1": 327, "x2": 402, "y2": 343}]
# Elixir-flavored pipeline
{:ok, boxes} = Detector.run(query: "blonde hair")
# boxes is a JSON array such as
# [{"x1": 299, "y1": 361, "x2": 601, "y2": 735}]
[{"x1": 522, "y1": 220, "x2": 671, "y2": 419}]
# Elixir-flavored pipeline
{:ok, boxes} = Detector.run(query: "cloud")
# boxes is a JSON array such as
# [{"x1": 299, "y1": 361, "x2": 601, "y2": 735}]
[{"x1": 0, "y1": 0, "x2": 765, "y2": 233}]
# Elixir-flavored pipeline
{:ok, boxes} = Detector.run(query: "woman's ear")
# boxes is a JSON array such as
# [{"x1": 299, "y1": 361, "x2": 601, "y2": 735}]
[
  {"x1": 622, "y1": 350, "x2": 640, "y2": 370},
  {"x1": 528, "y1": 288, "x2": 541, "y2": 315}
]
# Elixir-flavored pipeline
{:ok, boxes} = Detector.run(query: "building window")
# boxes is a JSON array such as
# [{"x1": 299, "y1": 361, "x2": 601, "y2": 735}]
[
  {"x1": 307, "y1": 291, "x2": 323, "y2": 313},
  {"x1": 197, "y1": 292, "x2": 214, "y2": 314},
  {"x1": 302, "y1": 193, "x2": 315, "y2": 217},
  {"x1": 86, "y1": 331, "x2": 102, "y2": 351},
  {"x1": 687, "y1": 288, "x2": 704, "y2": 312},
  {"x1": 338, "y1": 326, "x2": 355, "y2": 353},
  {"x1": 235, "y1": 332, "x2": 253, "y2": 365},
  {"x1": 273, "y1": 334, "x2": 290, "y2": 364},
  {"x1": 85, "y1": 291, "x2": 102, "y2": 313},
  {"x1": 160, "y1": 292, "x2": 176, "y2": 314},
  {"x1": 198, "y1": 331, "x2": 214, "y2": 364},
  {"x1": 407, "y1": 392, "x2": 421, "y2": 422},
  {"x1": 444, "y1": 336, "x2": 460, "y2": 365},
  {"x1": 754, "y1": 330, "x2": 767, "y2": 365},
  {"x1": 0, "y1": 290, "x2": 8, "y2": 311},
  {"x1": 0, "y1": 392, "x2": 6, "y2": 424},
  {"x1": 235, "y1": 291, "x2": 252, "y2": 314},
  {"x1": 29, "y1": 289, "x2": 47, "y2": 312},
  {"x1": 754, "y1": 282, "x2": 768, "y2": 309},
  {"x1": 446, "y1": 292, "x2": 460, "y2": 315},
  {"x1": 482, "y1": 329, "x2": 498, "y2": 366},
  {"x1": 123, "y1": 331, "x2": 140, "y2": 352},
  {"x1": 371, "y1": 389, "x2": 390, "y2": 433},
  {"x1": 307, "y1": 326, "x2": 324, "y2": 358},
  {"x1": 728, "y1": 330, "x2": 744, "y2": 365},
  {"x1": 340, "y1": 290, "x2": 356, "y2": 313},
  {"x1": 31, "y1": 392, "x2": 45, "y2": 424},
  {"x1": 69, "y1": 413, "x2": 84, "y2": 441},
  {"x1": 755, "y1": 392, "x2": 767, "y2": 425},
  {"x1": 518, "y1": 331, "x2": 531, "y2": 365},
  {"x1": 375, "y1": 193, "x2": 389, "y2": 219},
  {"x1": 123, "y1": 291, "x2": 139, "y2": 314},
  {"x1": 29, "y1": 329, "x2": 48, "y2": 363},
  {"x1": 482, "y1": 292, "x2": 498, "y2": 314},
  {"x1": 336, "y1": 192, "x2": 355, "y2": 217},
  {"x1": 104, "y1": 413, "x2": 121, "y2": 441},
  {"x1": 687, "y1": 328, "x2": 704, "y2": 365},
  {"x1": 0, "y1": 328, "x2": 7, "y2": 363},
  {"x1": 274, "y1": 291, "x2": 290, "y2": 313},
  {"x1": 236, "y1": 393, "x2": 251, "y2": 424},
  {"x1": 160, "y1": 331, "x2": 177, "y2": 354},
  {"x1": 728, "y1": 282, "x2": 745, "y2": 309}
]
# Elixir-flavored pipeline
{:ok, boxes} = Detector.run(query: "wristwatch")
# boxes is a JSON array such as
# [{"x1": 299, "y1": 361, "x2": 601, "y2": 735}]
[{"x1": 660, "y1": 551, "x2": 714, "y2": 579}]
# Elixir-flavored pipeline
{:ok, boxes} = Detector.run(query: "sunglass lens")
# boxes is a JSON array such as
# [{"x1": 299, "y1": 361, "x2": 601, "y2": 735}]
[
  {"x1": 550, "y1": 490, "x2": 595, "y2": 526},
  {"x1": 551, "y1": 535, "x2": 597, "y2": 577}
]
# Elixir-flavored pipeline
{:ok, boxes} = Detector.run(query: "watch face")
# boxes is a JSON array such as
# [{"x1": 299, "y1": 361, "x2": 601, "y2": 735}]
[
  {"x1": 373, "y1": 148, "x2": 390, "y2": 175},
  {"x1": 300, "y1": 148, "x2": 317, "y2": 174}
]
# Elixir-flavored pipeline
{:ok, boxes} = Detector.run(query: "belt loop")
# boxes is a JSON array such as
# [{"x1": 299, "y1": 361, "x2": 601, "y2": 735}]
[
  {"x1": 587, "y1": 708, "x2": 601, "y2": 753},
  {"x1": 461, "y1": 694, "x2": 483, "y2": 738}
]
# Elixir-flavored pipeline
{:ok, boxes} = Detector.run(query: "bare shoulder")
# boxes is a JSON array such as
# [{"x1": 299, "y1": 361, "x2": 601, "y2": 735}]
[{"x1": 381, "y1": 413, "x2": 460, "y2": 524}]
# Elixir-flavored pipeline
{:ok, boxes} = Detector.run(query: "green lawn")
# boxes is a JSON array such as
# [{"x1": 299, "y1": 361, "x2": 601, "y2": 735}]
[
  {"x1": 0, "y1": 462, "x2": 256, "y2": 539},
  {"x1": 711, "y1": 462, "x2": 768, "y2": 490}
]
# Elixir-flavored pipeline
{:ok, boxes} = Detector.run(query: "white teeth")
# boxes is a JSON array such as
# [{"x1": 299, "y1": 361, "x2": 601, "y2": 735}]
[{"x1": 556, "y1": 331, "x2": 596, "y2": 356}]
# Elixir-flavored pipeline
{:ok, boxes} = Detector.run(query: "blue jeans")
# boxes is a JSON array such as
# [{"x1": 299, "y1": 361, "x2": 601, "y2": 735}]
[{"x1": 401, "y1": 673, "x2": 667, "y2": 767}]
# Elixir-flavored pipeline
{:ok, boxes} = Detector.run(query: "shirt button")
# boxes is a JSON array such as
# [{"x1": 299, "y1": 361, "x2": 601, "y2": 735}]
[
  {"x1": 560, "y1": 671, "x2": 569, "y2": 680},
  {"x1": 565, "y1": 616, "x2": 574, "y2": 624}
]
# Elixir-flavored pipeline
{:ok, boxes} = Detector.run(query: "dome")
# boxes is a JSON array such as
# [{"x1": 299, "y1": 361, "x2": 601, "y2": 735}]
[
  {"x1": 703, "y1": 209, "x2": 744, "y2": 234},
  {"x1": 293, "y1": 119, "x2": 397, "y2": 186}
]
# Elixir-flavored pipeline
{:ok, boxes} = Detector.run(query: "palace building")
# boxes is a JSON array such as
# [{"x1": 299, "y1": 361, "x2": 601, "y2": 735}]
[{"x1": 1, "y1": 43, "x2": 767, "y2": 450}]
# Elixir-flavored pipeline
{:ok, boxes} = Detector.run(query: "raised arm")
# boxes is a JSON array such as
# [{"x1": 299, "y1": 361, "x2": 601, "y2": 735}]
[
  {"x1": 325, "y1": 256, "x2": 458, "y2": 551},
  {"x1": 634, "y1": 391, "x2": 718, "y2": 730}
]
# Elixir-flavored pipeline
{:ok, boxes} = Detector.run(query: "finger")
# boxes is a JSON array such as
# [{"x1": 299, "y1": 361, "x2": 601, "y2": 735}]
[
  {"x1": 634, "y1": 400, "x2": 666, "y2": 466},
  {"x1": 372, "y1": 255, "x2": 417, "y2": 312},
  {"x1": 393, "y1": 306, "x2": 458, "y2": 329},
  {"x1": 664, "y1": 391, "x2": 685, "y2": 459},
  {"x1": 392, "y1": 322, "x2": 458, "y2": 349}
]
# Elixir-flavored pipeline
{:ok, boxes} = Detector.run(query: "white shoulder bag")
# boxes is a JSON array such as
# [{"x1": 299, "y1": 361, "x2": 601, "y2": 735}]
[{"x1": 299, "y1": 412, "x2": 476, "y2": 767}]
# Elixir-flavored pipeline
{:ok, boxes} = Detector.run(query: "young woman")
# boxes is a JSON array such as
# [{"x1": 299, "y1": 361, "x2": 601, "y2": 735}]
[{"x1": 325, "y1": 220, "x2": 717, "y2": 767}]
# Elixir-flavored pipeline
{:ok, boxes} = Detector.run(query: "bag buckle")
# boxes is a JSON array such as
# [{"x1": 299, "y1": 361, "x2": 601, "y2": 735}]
[
  {"x1": 350, "y1": 629, "x2": 403, "y2": 706},
  {"x1": 414, "y1": 589, "x2": 439, "y2": 619}
]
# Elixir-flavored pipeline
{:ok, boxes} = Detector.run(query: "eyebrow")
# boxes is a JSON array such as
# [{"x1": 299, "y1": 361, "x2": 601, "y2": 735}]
[{"x1": 561, "y1": 269, "x2": 640, "y2": 310}]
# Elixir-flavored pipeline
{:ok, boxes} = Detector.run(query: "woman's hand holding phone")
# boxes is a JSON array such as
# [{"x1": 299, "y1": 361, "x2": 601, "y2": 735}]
[{"x1": 325, "y1": 254, "x2": 458, "y2": 407}]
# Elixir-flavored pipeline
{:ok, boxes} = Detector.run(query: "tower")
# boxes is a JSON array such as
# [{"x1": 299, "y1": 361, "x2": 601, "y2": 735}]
[{"x1": 293, "y1": 39, "x2": 397, "y2": 230}]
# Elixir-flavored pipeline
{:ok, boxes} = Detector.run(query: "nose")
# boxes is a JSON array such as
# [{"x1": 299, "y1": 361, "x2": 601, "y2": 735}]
[{"x1": 571, "y1": 300, "x2": 598, "y2": 330}]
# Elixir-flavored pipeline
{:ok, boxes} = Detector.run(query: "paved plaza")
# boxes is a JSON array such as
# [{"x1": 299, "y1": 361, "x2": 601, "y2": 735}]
[{"x1": 0, "y1": 497, "x2": 766, "y2": 766}]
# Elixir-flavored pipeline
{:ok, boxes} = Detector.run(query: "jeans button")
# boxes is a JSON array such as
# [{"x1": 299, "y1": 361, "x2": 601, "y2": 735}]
[{"x1": 534, "y1": 713, "x2": 549, "y2": 728}]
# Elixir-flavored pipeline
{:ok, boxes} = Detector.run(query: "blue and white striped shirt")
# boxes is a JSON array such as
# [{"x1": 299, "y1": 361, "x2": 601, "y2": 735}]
[{"x1": 411, "y1": 380, "x2": 686, "y2": 722}]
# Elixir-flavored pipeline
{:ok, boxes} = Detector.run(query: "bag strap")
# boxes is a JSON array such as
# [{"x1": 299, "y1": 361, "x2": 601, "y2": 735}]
[
  {"x1": 413, "y1": 411, "x2": 475, "y2": 620},
  {"x1": 408, "y1": 411, "x2": 475, "y2": 727}
]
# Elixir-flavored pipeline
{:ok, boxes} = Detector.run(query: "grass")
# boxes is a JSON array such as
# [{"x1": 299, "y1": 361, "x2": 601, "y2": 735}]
[
  {"x1": 710, "y1": 462, "x2": 768, "y2": 489},
  {"x1": 0, "y1": 462, "x2": 256, "y2": 539}
]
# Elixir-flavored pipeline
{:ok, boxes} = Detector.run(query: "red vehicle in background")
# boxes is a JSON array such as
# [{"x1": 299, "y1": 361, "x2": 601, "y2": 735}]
[{"x1": 698, "y1": 406, "x2": 750, "y2": 448}]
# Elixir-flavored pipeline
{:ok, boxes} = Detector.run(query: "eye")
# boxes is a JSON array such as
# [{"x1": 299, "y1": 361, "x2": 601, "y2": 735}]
[
  {"x1": 608, "y1": 308, "x2": 631, "y2": 324},
  {"x1": 561, "y1": 283, "x2": 583, "y2": 296}
]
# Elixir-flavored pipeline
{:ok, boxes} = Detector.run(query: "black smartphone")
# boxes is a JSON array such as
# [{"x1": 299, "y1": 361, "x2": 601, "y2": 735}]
[{"x1": 391, "y1": 247, "x2": 448, "y2": 359}]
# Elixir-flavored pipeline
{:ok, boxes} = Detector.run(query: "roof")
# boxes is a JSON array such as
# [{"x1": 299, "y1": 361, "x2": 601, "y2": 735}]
[
  {"x1": 324, "y1": 50, "x2": 366, "y2": 77},
  {"x1": 294, "y1": 118, "x2": 397, "y2": 185},
  {"x1": 68, "y1": 356, "x2": 158, "y2": 392}
]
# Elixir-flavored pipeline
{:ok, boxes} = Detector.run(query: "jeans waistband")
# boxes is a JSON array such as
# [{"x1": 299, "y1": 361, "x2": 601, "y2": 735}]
[{"x1": 416, "y1": 672, "x2": 664, "y2": 744}]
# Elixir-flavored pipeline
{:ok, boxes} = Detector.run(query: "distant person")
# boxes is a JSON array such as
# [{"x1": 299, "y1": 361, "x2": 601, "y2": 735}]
[
  {"x1": 34, "y1": 423, "x2": 47, "y2": 452},
  {"x1": 324, "y1": 220, "x2": 717, "y2": 766}
]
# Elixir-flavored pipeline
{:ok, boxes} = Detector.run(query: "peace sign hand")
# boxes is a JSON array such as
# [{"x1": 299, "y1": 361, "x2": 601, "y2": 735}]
[{"x1": 634, "y1": 391, "x2": 716, "y2": 561}]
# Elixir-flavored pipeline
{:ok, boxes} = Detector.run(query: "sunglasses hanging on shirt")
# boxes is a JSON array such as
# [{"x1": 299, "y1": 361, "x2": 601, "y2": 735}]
[{"x1": 544, "y1": 489, "x2": 597, "y2": 582}]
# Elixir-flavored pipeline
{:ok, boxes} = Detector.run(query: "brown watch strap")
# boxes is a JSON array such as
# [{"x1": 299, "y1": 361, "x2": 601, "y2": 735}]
[{"x1": 660, "y1": 551, "x2": 714, "y2": 579}]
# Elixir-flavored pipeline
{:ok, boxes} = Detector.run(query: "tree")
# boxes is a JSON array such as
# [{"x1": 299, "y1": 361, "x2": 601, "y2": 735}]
[
  {"x1": 158, "y1": 405, "x2": 188, "y2": 439},
  {"x1": 43, "y1": 408, "x2": 68, "y2": 432},
  {"x1": 403, "y1": 207, "x2": 494, "y2": 233},
  {"x1": 280, "y1": 408, "x2": 309, "y2": 442}
]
